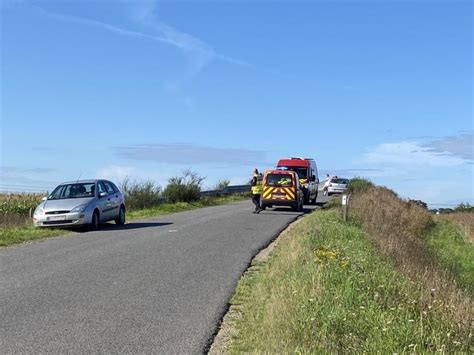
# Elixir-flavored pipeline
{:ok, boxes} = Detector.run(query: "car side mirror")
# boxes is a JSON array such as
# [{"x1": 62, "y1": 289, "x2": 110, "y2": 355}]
[
  {"x1": 99, "y1": 192, "x2": 108, "y2": 198},
  {"x1": 310, "y1": 175, "x2": 316, "y2": 182}
]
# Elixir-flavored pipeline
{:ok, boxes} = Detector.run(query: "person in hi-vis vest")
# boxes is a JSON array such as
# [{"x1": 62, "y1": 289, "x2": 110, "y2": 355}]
[{"x1": 251, "y1": 169, "x2": 263, "y2": 214}]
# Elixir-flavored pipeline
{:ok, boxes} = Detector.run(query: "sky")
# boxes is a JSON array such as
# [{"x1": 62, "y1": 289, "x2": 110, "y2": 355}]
[{"x1": 0, "y1": 0, "x2": 472, "y2": 207}]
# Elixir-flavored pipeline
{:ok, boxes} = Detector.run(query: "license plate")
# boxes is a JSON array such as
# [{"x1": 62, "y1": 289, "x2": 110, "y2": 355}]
[
  {"x1": 272, "y1": 193, "x2": 286, "y2": 199},
  {"x1": 48, "y1": 215, "x2": 66, "y2": 221}
]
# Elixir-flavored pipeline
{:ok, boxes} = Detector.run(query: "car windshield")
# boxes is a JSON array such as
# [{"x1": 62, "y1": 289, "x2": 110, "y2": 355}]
[
  {"x1": 331, "y1": 178, "x2": 349, "y2": 184},
  {"x1": 266, "y1": 174, "x2": 293, "y2": 187},
  {"x1": 278, "y1": 166, "x2": 308, "y2": 179},
  {"x1": 49, "y1": 183, "x2": 96, "y2": 199}
]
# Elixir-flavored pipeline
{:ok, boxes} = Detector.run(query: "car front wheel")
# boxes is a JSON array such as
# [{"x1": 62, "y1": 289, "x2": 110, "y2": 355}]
[{"x1": 90, "y1": 210, "x2": 100, "y2": 231}]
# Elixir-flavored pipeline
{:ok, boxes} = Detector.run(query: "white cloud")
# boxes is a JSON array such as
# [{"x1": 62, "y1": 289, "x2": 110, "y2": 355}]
[
  {"x1": 364, "y1": 141, "x2": 466, "y2": 168},
  {"x1": 34, "y1": 0, "x2": 251, "y2": 87}
]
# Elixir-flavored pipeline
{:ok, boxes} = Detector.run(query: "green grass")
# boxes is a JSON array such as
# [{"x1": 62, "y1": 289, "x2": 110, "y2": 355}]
[
  {"x1": 0, "y1": 195, "x2": 246, "y2": 247},
  {"x1": 0, "y1": 227, "x2": 67, "y2": 247},
  {"x1": 424, "y1": 220, "x2": 474, "y2": 295},
  {"x1": 229, "y1": 210, "x2": 472, "y2": 353}
]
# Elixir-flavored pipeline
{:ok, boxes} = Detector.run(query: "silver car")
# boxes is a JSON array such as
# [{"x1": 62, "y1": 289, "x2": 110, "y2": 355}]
[
  {"x1": 33, "y1": 179, "x2": 126, "y2": 229},
  {"x1": 327, "y1": 178, "x2": 350, "y2": 196}
]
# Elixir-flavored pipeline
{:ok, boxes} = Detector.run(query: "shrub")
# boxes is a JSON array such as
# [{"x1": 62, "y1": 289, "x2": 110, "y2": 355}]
[
  {"x1": 347, "y1": 177, "x2": 373, "y2": 194},
  {"x1": 455, "y1": 202, "x2": 474, "y2": 213},
  {"x1": 120, "y1": 178, "x2": 163, "y2": 210},
  {"x1": 163, "y1": 170, "x2": 205, "y2": 203},
  {"x1": 213, "y1": 179, "x2": 230, "y2": 191}
]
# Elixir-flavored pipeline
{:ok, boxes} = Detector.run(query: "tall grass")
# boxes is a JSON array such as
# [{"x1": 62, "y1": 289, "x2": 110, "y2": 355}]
[
  {"x1": 437, "y1": 212, "x2": 474, "y2": 244},
  {"x1": 228, "y1": 210, "x2": 472, "y2": 352},
  {"x1": 349, "y1": 185, "x2": 472, "y2": 331},
  {"x1": 424, "y1": 220, "x2": 474, "y2": 295},
  {"x1": 347, "y1": 177, "x2": 373, "y2": 194}
]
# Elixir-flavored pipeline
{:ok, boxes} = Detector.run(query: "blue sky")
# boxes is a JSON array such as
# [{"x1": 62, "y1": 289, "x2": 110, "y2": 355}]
[{"x1": 1, "y1": 0, "x2": 472, "y2": 207}]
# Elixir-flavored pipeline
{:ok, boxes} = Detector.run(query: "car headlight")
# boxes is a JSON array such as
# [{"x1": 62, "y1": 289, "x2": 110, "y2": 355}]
[
  {"x1": 34, "y1": 206, "x2": 44, "y2": 215},
  {"x1": 71, "y1": 204, "x2": 88, "y2": 213}
]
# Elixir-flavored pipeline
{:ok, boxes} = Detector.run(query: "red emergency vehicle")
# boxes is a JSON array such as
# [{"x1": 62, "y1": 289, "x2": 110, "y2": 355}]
[{"x1": 276, "y1": 157, "x2": 319, "y2": 204}]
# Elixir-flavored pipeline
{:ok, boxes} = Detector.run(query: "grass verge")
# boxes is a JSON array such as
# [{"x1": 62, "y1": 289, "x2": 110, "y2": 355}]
[
  {"x1": 424, "y1": 220, "x2": 474, "y2": 295},
  {"x1": 227, "y1": 210, "x2": 473, "y2": 353},
  {"x1": 0, "y1": 195, "x2": 246, "y2": 247}
]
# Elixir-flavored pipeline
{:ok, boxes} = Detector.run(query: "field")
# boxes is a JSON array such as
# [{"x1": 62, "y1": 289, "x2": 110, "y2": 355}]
[{"x1": 0, "y1": 193, "x2": 44, "y2": 228}]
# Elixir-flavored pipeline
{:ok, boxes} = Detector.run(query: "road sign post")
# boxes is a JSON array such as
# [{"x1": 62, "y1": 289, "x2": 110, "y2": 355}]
[{"x1": 342, "y1": 194, "x2": 348, "y2": 222}]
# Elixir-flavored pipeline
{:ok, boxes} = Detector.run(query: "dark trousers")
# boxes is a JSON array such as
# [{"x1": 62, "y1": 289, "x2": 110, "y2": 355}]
[{"x1": 252, "y1": 194, "x2": 261, "y2": 211}]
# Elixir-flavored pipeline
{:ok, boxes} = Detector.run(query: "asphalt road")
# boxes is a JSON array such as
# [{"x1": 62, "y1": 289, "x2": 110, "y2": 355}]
[{"x1": 0, "y1": 196, "x2": 326, "y2": 353}]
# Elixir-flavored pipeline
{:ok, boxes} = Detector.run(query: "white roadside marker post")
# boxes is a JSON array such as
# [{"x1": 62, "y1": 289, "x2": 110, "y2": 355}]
[{"x1": 342, "y1": 194, "x2": 348, "y2": 222}]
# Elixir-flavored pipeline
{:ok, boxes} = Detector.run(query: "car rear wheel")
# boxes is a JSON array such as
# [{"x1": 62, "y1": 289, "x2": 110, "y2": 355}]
[
  {"x1": 292, "y1": 204, "x2": 299, "y2": 212},
  {"x1": 115, "y1": 205, "x2": 126, "y2": 225}
]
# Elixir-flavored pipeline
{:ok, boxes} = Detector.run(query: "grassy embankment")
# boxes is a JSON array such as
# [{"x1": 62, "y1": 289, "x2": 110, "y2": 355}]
[
  {"x1": 0, "y1": 195, "x2": 245, "y2": 247},
  {"x1": 426, "y1": 215, "x2": 474, "y2": 295},
  {"x1": 225, "y1": 182, "x2": 473, "y2": 353}
]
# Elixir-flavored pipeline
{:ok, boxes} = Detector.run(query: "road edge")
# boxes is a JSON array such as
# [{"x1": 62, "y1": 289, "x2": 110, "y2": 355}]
[{"x1": 206, "y1": 214, "x2": 308, "y2": 354}]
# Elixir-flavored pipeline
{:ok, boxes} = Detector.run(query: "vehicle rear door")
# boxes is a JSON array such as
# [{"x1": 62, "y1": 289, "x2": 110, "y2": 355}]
[
  {"x1": 97, "y1": 181, "x2": 113, "y2": 221},
  {"x1": 307, "y1": 167, "x2": 316, "y2": 198},
  {"x1": 103, "y1": 181, "x2": 121, "y2": 219}
]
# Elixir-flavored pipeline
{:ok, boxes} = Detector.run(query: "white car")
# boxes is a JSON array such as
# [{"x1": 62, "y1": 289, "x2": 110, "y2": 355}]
[
  {"x1": 33, "y1": 179, "x2": 125, "y2": 230},
  {"x1": 327, "y1": 178, "x2": 349, "y2": 196}
]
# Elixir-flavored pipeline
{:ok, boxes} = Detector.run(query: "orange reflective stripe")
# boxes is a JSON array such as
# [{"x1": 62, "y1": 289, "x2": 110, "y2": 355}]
[
  {"x1": 263, "y1": 187, "x2": 274, "y2": 199},
  {"x1": 284, "y1": 188, "x2": 295, "y2": 200}
]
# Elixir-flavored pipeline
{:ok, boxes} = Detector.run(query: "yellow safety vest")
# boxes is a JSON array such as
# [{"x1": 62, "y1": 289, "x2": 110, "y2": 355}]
[{"x1": 251, "y1": 174, "x2": 263, "y2": 194}]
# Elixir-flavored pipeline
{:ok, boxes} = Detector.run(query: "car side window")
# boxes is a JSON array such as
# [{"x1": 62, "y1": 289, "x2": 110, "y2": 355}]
[
  {"x1": 98, "y1": 182, "x2": 107, "y2": 195},
  {"x1": 103, "y1": 181, "x2": 116, "y2": 195},
  {"x1": 110, "y1": 182, "x2": 120, "y2": 193}
]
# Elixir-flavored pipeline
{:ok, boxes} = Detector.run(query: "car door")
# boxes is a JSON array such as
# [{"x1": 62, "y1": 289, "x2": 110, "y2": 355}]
[
  {"x1": 307, "y1": 167, "x2": 317, "y2": 198},
  {"x1": 103, "y1": 180, "x2": 120, "y2": 219},
  {"x1": 97, "y1": 181, "x2": 113, "y2": 221}
]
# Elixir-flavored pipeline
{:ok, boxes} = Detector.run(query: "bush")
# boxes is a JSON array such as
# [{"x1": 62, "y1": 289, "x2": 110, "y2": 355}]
[
  {"x1": 163, "y1": 170, "x2": 205, "y2": 203},
  {"x1": 455, "y1": 202, "x2": 474, "y2": 213},
  {"x1": 120, "y1": 178, "x2": 163, "y2": 210},
  {"x1": 213, "y1": 179, "x2": 230, "y2": 191},
  {"x1": 347, "y1": 177, "x2": 373, "y2": 194}
]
